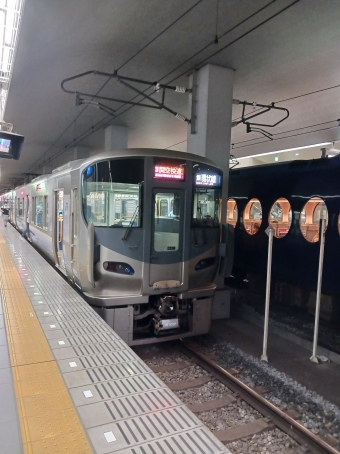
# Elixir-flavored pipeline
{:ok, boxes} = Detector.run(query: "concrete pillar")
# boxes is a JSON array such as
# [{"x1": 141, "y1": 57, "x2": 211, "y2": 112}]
[
  {"x1": 42, "y1": 165, "x2": 53, "y2": 175},
  {"x1": 105, "y1": 125, "x2": 128, "y2": 152},
  {"x1": 187, "y1": 64, "x2": 234, "y2": 295},
  {"x1": 187, "y1": 64, "x2": 234, "y2": 226},
  {"x1": 72, "y1": 146, "x2": 89, "y2": 160}
]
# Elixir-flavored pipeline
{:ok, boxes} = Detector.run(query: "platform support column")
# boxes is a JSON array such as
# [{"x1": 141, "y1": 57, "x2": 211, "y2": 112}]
[
  {"x1": 187, "y1": 64, "x2": 233, "y2": 228},
  {"x1": 261, "y1": 226, "x2": 274, "y2": 362},
  {"x1": 42, "y1": 165, "x2": 53, "y2": 174},
  {"x1": 310, "y1": 216, "x2": 327, "y2": 363},
  {"x1": 105, "y1": 125, "x2": 128, "y2": 151},
  {"x1": 72, "y1": 146, "x2": 89, "y2": 160},
  {"x1": 187, "y1": 65, "x2": 233, "y2": 296}
]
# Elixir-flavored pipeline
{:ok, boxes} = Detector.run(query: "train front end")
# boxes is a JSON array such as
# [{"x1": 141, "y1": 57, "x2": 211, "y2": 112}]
[{"x1": 78, "y1": 150, "x2": 223, "y2": 345}]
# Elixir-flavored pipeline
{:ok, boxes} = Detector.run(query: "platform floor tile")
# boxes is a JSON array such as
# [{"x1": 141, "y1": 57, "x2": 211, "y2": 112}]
[
  {"x1": 0, "y1": 230, "x2": 94, "y2": 453},
  {"x1": 0, "y1": 224, "x2": 231, "y2": 454}
]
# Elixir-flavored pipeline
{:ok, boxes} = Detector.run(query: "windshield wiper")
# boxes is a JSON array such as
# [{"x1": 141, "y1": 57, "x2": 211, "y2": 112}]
[{"x1": 122, "y1": 205, "x2": 139, "y2": 241}]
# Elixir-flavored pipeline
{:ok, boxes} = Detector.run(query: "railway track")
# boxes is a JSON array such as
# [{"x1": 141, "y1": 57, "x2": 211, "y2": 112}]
[{"x1": 134, "y1": 340, "x2": 340, "y2": 454}]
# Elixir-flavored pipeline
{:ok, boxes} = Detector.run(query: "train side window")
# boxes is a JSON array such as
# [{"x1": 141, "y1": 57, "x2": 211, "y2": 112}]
[
  {"x1": 227, "y1": 198, "x2": 238, "y2": 227},
  {"x1": 243, "y1": 198, "x2": 262, "y2": 235},
  {"x1": 43, "y1": 196, "x2": 48, "y2": 229},
  {"x1": 35, "y1": 196, "x2": 43, "y2": 228},
  {"x1": 268, "y1": 198, "x2": 292, "y2": 238},
  {"x1": 299, "y1": 197, "x2": 328, "y2": 243},
  {"x1": 18, "y1": 198, "x2": 23, "y2": 217},
  {"x1": 31, "y1": 197, "x2": 35, "y2": 223}
]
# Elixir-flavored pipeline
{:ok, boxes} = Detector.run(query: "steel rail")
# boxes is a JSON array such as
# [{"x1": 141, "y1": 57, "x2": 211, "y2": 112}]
[{"x1": 179, "y1": 340, "x2": 339, "y2": 454}]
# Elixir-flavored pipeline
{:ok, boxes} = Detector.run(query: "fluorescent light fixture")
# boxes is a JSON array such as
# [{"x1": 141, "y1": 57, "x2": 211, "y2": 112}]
[
  {"x1": 4, "y1": 0, "x2": 14, "y2": 46},
  {"x1": 2, "y1": 45, "x2": 9, "y2": 72},
  {"x1": 274, "y1": 157, "x2": 278, "y2": 162},
  {"x1": 237, "y1": 142, "x2": 332, "y2": 161},
  {"x1": 0, "y1": 0, "x2": 25, "y2": 119},
  {"x1": 0, "y1": 12, "x2": 4, "y2": 48}
]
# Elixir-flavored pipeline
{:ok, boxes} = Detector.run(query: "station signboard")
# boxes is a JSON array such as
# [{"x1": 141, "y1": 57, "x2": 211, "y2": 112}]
[
  {"x1": 195, "y1": 172, "x2": 221, "y2": 187},
  {"x1": 154, "y1": 165, "x2": 185, "y2": 180}
]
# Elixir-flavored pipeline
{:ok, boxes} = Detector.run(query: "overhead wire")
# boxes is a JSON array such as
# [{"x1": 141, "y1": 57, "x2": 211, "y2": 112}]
[
  {"x1": 232, "y1": 82, "x2": 340, "y2": 124},
  {"x1": 34, "y1": 0, "x2": 280, "y2": 167},
  {"x1": 28, "y1": 0, "x2": 203, "y2": 171},
  {"x1": 164, "y1": 139, "x2": 187, "y2": 149},
  {"x1": 35, "y1": 0, "x2": 300, "y2": 169},
  {"x1": 231, "y1": 120, "x2": 340, "y2": 150},
  {"x1": 233, "y1": 119, "x2": 339, "y2": 146},
  {"x1": 164, "y1": 119, "x2": 340, "y2": 151},
  {"x1": 116, "y1": 0, "x2": 204, "y2": 72},
  {"x1": 41, "y1": 0, "x2": 284, "y2": 165}
]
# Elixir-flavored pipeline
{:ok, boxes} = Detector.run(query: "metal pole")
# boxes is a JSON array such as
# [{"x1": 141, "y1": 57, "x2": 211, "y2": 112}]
[
  {"x1": 310, "y1": 216, "x2": 326, "y2": 363},
  {"x1": 261, "y1": 226, "x2": 274, "y2": 362}
]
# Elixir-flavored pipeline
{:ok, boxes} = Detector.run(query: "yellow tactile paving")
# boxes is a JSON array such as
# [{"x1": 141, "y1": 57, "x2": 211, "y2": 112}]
[
  {"x1": 0, "y1": 234, "x2": 93, "y2": 453},
  {"x1": 23, "y1": 431, "x2": 92, "y2": 454}
]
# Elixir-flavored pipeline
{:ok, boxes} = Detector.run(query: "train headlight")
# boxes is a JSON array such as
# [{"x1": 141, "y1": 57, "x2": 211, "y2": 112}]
[
  {"x1": 103, "y1": 262, "x2": 135, "y2": 275},
  {"x1": 195, "y1": 257, "x2": 216, "y2": 271}
]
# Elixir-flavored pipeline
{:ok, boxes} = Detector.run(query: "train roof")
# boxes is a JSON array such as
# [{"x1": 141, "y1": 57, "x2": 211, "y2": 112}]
[{"x1": 48, "y1": 148, "x2": 221, "y2": 178}]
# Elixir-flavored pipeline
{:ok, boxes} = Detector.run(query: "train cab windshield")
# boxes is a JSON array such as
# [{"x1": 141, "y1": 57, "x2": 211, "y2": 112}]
[
  {"x1": 192, "y1": 168, "x2": 222, "y2": 227},
  {"x1": 82, "y1": 158, "x2": 144, "y2": 227}
]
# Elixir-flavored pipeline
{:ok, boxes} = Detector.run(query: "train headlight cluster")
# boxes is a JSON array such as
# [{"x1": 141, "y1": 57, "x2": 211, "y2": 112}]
[
  {"x1": 195, "y1": 257, "x2": 216, "y2": 271},
  {"x1": 103, "y1": 262, "x2": 135, "y2": 275}
]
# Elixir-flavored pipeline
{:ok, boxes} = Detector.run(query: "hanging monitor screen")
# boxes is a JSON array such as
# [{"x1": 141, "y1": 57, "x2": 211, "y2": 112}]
[
  {"x1": 0, "y1": 132, "x2": 24, "y2": 160},
  {"x1": 154, "y1": 165, "x2": 185, "y2": 180},
  {"x1": 195, "y1": 172, "x2": 221, "y2": 187},
  {"x1": 0, "y1": 138, "x2": 10, "y2": 153}
]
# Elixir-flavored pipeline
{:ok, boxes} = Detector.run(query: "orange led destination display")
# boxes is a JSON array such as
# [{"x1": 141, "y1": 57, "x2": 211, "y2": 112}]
[{"x1": 154, "y1": 165, "x2": 185, "y2": 180}]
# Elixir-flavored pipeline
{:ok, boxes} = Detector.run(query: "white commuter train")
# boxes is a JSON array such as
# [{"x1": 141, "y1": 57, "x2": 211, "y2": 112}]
[{"x1": 3, "y1": 148, "x2": 232, "y2": 345}]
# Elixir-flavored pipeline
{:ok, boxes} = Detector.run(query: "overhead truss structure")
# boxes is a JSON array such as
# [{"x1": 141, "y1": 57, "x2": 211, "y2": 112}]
[
  {"x1": 61, "y1": 70, "x2": 290, "y2": 141},
  {"x1": 232, "y1": 99, "x2": 290, "y2": 140},
  {"x1": 61, "y1": 70, "x2": 192, "y2": 124}
]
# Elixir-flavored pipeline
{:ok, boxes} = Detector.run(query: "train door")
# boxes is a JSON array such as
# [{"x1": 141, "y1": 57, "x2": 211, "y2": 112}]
[
  {"x1": 149, "y1": 189, "x2": 184, "y2": 286},
  {"x1": 25, "y1": 195, "x2": 29, "y2": 224},
  {"x1": 70, "y1": 188, "x2": 79, "y2": 280},
  {"x1": 54, "y1": 189, "x2": 65, "y2": 269}
]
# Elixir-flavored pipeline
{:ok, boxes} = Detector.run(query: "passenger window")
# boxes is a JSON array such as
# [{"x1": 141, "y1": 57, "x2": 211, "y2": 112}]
[
  {"x1": 35, "y1": 196, "x2": 43, "y2": 228},
  {"x1": 299, "y1": 197, "x2": 328, "y2": 243},
  {"x1": 18, "y1": 198, "x2": 23, "y2": 217},
  {"x1": 227, "y1": 198, "x2": 238, "y2": 227},
  {"x1": 244, "y1": 198, "x2": 262, "y2": 235},
  {"x1": 43, "y1": 196, "x2": 48, "y2": 229},
  {"x1": 268, "y1": 198, "x2": 292, "y2": 238},
  {"x1": 31, "y1": 197, "x2": 35, "y2": 222}
]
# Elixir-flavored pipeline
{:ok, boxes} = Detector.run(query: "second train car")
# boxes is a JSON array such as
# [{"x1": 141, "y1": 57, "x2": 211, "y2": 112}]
[{"x1": 3, "y1": 148, "x2": 231, "y2": 345}]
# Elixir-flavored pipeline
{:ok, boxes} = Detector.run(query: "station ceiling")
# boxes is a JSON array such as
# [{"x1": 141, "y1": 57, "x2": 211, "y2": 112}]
[{"x1": 1, "y1": 0, "x2": 340, "y2": 189}]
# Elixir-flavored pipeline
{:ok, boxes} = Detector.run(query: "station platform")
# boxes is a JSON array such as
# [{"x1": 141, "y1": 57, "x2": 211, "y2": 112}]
[{"x1": 0, "y1": 222, "x2": 230, "y2": 454}]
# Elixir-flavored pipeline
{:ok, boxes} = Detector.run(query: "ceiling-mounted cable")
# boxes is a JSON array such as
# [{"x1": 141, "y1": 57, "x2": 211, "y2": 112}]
[
  {"x1": 31, "y1": 1, "x2": 279, "y2": 171},
  {"x1": 117, "y1": 0, "x2": 203, "y2": 72},
  {"x1": 32, "y1": 0, "x2": 299, "y2": 170},
  {"x1": 28, "y1": 1, "x2": 203, "y2": 171},
  {"x1": 233, "y1": 119, "x2": 339, "y2": 147},
  {"x1": 214, "y1": 0, "x2": 220, "y2": 44},
  {"x1": 231, "y1": 119, "x2": 340, "y2": 150}
]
